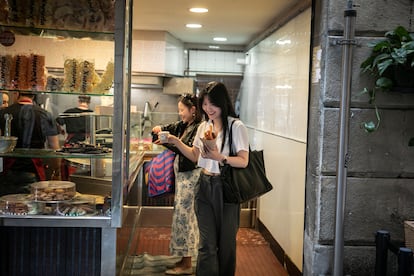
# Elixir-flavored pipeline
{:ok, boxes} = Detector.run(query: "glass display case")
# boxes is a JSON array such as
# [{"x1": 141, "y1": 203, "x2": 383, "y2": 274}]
[{"x1": 0, "y1": 1, "x2": 132, "y2": 275}]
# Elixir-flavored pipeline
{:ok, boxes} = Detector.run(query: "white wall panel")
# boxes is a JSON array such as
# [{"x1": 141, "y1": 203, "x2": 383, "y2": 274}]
[
  {"x1": 240, "y1": 9, "x2": 311, "y2": 271},
  {"x1": 240, "y1": 10, "x2": 311, "y2": 142}
]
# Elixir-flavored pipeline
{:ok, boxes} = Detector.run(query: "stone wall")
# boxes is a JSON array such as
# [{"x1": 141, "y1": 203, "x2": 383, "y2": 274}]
[{"x1": 304, "y1": 0, "x2": 414, "y2": 274}]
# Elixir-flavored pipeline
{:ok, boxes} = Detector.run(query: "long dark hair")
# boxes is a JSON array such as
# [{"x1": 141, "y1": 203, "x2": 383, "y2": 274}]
[{"x1": 198, "y1": 81, "x2": 236, "y2": 151}]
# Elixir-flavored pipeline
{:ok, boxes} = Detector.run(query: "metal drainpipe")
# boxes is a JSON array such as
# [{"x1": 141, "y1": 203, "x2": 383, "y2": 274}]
[{"x1": 333, "y1": 1, "x2": 357, "y2": 275}]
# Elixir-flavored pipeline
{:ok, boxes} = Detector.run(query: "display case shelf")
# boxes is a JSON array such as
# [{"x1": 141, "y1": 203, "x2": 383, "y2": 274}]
[
  {"x1": 0, "y1": 88, "x2": 113, "y2": 97},
  {"x1": 0, "y1": 24, "x2": 114, "y2": 41},
  {"x1": 0, "y1": 148, "x2": 112, "y2": 159}
]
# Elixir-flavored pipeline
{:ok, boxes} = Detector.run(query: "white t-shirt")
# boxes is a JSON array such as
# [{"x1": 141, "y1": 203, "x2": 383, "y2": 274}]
[{"x1": 194, "y1": 117, "x2": 249, "y2": 174}]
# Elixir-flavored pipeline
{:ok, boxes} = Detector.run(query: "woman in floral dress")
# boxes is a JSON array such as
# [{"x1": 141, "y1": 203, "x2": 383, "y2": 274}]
[{"x1": 152, "y1": 94, "x2": 202, "y2": 275}]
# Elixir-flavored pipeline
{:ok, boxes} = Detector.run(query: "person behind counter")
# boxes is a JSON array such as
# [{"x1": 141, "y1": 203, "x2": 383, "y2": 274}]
[
  {"x1": 0, "y1": 92, "x2": 60, "y2": 196},
  {"x1": 159, "y1": 82, "x2": 249, "y2": 276},
  {"x1": 152, "y1": 94, "x2": 203, "y2": 275},
  {"x1": 1, "y1": 91, "x2": 9, "y2": 109},
  {"x1": 56, "y1": 95, "x2": 94, "y2": 144}
]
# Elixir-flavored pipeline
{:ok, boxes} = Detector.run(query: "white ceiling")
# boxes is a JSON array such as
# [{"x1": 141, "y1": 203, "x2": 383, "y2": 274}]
[{"x1": 132, "y1": 0, "x2": 302, "y2": 49}]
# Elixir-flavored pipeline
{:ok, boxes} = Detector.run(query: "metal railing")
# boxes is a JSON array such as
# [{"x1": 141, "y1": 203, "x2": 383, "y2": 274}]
[{"x1": 375, "y1": 230, "x2": 413, "y2": 276}]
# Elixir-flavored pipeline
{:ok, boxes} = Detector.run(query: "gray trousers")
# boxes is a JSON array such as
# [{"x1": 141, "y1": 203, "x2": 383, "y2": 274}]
[{"x1": 195, "y1": 173, "x2": 240, "y2": 276}]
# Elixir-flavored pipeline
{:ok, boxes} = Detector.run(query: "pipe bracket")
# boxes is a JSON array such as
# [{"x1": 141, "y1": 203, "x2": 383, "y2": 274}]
[{"x1": 330, "y1": 38, "x2": 358, "y2": 46}]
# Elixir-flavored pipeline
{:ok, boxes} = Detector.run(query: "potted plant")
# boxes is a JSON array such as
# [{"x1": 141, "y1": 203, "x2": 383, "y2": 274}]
[
  {"x1": 360, "y1": 26, "x2": 414, "y2": 136},
  {"x1": 361, "y1": 25, "x2": 414, "y2": 94}
]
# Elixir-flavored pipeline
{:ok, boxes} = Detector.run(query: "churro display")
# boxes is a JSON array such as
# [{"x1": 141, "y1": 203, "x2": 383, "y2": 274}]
[
  {"x1": 30, "y1": 181, "x2": 76, "y2": 202},
  {"x1": 27, "y1": 53, "x2": 47, "y2": 90},
  {"x1": 61, "y1": 58, "x2": 112, "y2": 93},
  {"x1": 0, "y1": 53, "x2": 47, "y2": 90},
  {"x1": 0, "y1": 54, "x2": 112, "y2": 93},
  {"x1": 62, "y1": 58, "x2": 79, "y2": 92},
  {"x1": 11, "y1": 54, "x2": 29, "y2": 90},
  {"x1": 92, "y1": 61, "x2": 114, "y2": 94},
  {"x1": 77, "y1": 60, "x2": 97, "y2": 93},
  {"x1": 0, "y1": 194, "x2": 44, "y2": 215}
]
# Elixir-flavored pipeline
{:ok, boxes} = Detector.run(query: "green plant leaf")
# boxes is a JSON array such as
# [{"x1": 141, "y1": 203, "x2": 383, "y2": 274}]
[
  {"x1": 362, "y1": 106, "x2": 381, "y2": 133},
  {"x1": 376, "y1": 58, "x2": 393, "y2": 75},
  {"x1": 393, "y1": 26, "x2": 412, "y2": 42},
  {"x1": 402, "y1": 41, "x2": 414, "y2": 51},
  {"x1": 376, "y1": 77, "x2": 393, "y2": 89},
  {"x1": 368, "y1": 39, "x2": 385, "y2": 48},
  {"x1": 363, "y1": 121, "x2": 377, "y2": 132},
  {"x1": 361, "y1": 56, "x2": 375, "y2": 71},
  {"x1": 360, "y1": 25, "x2": 413, "y2": 138},
  {"x1": 359, "y1": 87, "x2": 370, "y2": 95},
  {"x1": 391, "y1": 48, "x2": 408, "y2": 64}
]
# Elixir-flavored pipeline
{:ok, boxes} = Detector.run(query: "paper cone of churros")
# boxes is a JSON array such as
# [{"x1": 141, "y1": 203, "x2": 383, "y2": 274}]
[{"x1": 201, "y1": 124, "x2": 217, "y2": 149}]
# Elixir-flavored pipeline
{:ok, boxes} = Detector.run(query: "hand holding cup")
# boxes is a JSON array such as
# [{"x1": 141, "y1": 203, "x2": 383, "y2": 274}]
[{"x1": 158, "y1": 131, "x2": 169, "y2": 143}]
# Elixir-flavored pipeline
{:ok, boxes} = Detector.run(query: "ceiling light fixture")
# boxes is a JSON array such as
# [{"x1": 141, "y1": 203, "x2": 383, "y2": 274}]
[
  {"x1": 209, "y1": 45, "x2": 220, "y2": 49},
  {"x1": 213, "y1": 37, "x2": 227, "y2": 42},
  {"x1": 186, "y1": 23, "x2": 202, "y2": 28},
  {"x1": 189, "y1": 7, "x2": 208, "y2": 13}
]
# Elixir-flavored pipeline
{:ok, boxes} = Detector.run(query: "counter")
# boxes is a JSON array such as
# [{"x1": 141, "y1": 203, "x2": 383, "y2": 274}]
[{"x1": 0, "y1": 147, "x2": 164, "y2": 276}]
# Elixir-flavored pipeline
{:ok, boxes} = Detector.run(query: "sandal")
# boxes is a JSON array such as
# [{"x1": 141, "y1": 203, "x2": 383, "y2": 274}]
[{"x1": 165, "y1": 267, "x2": 193, "y2": 275}]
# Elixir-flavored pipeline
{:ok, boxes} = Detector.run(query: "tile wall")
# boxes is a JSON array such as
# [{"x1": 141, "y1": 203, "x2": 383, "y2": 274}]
[
  {"x1": 132, "y1": 30, "x2": 184, "y2": 75},
  {"x1": 188, "y1": 49, "x2": 245, "y2": 76},
  {"x1": 238, "y1": 8, "x2": 312, "y2": 270}
]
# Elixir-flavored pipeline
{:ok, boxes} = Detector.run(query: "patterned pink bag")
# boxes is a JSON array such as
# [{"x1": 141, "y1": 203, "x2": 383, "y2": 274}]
[{"x1": 145, "y1": 149, "x2": 176, "y2": 197}]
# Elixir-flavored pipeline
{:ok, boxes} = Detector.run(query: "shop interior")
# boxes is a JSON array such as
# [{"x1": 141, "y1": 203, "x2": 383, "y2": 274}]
[{"x1": 0, "y1": 0, "x2": 308, "y2": 275}]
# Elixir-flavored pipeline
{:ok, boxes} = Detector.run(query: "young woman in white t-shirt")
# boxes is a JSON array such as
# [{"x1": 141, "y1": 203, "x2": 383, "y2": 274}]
[{"x1": 165, "y1": 81, "x2": 249, "y2": 276}]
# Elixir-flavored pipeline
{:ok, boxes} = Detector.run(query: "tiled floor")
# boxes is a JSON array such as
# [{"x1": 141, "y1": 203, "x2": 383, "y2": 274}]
[{"x1": 120, "y1": 227, "x2": 288, "y2": 276}]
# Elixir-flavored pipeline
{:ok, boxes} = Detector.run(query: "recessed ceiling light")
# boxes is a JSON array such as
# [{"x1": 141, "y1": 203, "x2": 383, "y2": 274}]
[
  {"x1": 213, "y1": 37, "x2": 227, "y2": 42},
  {"x1": 186, "y1": 23, "x2": 202, "y2": 28},
  {"x1": 209, "y1": 45, "x2": 220, "y2": 49},
  {"x1": 189, "y1": 7, "x2": 208, "y2": 13}
]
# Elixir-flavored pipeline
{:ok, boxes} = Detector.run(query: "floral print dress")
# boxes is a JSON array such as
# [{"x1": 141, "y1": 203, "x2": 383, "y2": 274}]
[{"x1": 169, "y1": 156, "x2": 202, "y2": 257}]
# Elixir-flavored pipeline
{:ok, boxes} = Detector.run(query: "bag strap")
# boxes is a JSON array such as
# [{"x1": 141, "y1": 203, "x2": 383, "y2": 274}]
[
  {"x1": 228, "y1": 118, "x2": 251, "y2": 157},
  {"x1": 228, "y1": 119, "x2": 236, "y2": 156}
]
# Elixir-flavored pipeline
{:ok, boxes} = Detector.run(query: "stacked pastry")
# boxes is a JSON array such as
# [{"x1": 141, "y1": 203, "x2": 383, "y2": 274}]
[
  {"x1": 11, "y1": 54, "x2": 28, "y2": 90},
  {"x1": 77, "y1": 60, "x2": 97, "y2": 93},
  {"x1": 37, "y1": 0, "x2": 54, "y2": 27},
  {"x1": 0, "y1": 55, "x2": 13, "y2": 89},
  {"x1": 5, "y1": 0, "x2": 26, "y2": 26},
  {"x1": 31, "y1": 180, "x2": 76, "y2": 202},
  {"x1": 63, "y1": 58, "x2": 114, "y2": 93},
  {"x1": 62, "y1": 58, "x2": 79, "y2": 92},
  {"x1": 92, "y1": 61, "x2": 114, "y2": 94},
  {"x1": 27, "y1": 53, "x2": 47, "y2": 91},
  {"x1": 52, "y1": 195, "x2": 96, "y2": 216},
  {"x1": 0, "y1": 194, "x2": 45, "y2": 215}
]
